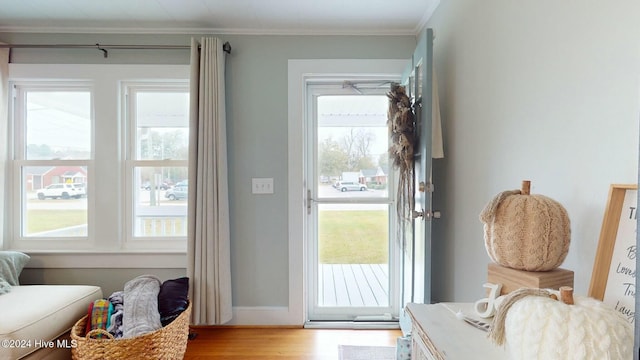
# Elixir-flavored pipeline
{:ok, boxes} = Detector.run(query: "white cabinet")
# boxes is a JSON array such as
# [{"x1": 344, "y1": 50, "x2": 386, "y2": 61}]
[
  {"x1": 405, "y1": 303, "x2": 508, "y2": 359},
  {"x1": 411, "y1": 327, "x2": 435, "y2": 360}
]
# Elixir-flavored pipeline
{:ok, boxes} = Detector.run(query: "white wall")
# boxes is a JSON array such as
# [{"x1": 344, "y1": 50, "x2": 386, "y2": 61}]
[{"x1": 427, "y1": 1, "x2": 640, "y2": 301}]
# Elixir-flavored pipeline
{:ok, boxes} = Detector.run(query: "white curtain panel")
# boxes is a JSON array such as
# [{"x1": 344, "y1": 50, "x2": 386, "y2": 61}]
[
  {"x1": 187, "y1": 37, "x2": 233, "y2": 325},
  {"x1": 0, "y1": 44, "x2": 8, "y2": 248}
]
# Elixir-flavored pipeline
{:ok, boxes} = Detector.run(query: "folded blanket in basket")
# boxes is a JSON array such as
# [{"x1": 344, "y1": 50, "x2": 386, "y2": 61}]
[
  {"x1": 85, "y1": 299, "x2": 114, "y2": 338},
  {"x1": 158, "y1": 277, "x2": 189, "y2": 326},
  {"x1": 122, "y1": 274, "x2": 162, "y2": 338},
  {"x1": 107, "y1": 290, "x2": 124, "y2": 338}
]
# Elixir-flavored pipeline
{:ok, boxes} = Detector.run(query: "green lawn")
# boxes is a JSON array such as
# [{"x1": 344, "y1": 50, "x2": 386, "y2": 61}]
[
  {"x1": 25, "y1": 209, "x2": 388, "y2": 264},
  {"x1": 318, "y1": 210, "x2": 388, "y2": 264},
  {"x1": 26, "y1": 209, "x2": 87, "y2": 234}
]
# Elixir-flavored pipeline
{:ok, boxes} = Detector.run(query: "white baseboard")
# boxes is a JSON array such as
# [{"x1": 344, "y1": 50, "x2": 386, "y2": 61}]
[{"x1": 227, "y1": 306, "x2": 302, "y2": 326}]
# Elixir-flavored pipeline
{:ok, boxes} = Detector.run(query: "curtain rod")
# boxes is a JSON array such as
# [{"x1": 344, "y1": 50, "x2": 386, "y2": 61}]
[{"x1": 0, "y1": 41, "x2": 231, "y2": 58}]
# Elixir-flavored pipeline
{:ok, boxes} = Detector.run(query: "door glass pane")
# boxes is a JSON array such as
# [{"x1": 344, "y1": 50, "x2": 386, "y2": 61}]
[
  {"x1": 23, "y1": 166, "x2": 88, "y2": 237},
  {"x1": 133, "y1": 166, "x2": 187, "y2": 237},
  {"x1": 25, "y1": 91, "x2": 91, "y2": 160},
  {"x1": 135, "y1": 92, "x2": 189, "y2": 161},
  {"x1": 316, "y1": 95, "x2": 389, "y2": 199},
  {"x1": 317, "y1": 203, "x2": 390, "y2": 307},
  {"x1": 313, "y1": 93, "x2": 393, "y2": 315}
]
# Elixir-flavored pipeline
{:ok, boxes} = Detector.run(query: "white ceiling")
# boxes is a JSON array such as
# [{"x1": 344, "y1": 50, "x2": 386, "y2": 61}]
[{"x1": 0, "y1": 0, "x2": 440, "y2": 36}]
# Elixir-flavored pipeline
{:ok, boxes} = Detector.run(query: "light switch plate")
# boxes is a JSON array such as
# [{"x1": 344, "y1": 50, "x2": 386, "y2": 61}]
[{"x1": 252, "y1": 178, "x2": 274, "y2": 194}]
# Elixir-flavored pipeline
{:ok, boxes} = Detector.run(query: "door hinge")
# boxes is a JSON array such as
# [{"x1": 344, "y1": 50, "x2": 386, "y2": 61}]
[
  {"x1": 418, "y1": 181, "x2": 434, "y2": 193},
  {"x1": 412, "y1": 209, "x2": 441, "y2": 221}
]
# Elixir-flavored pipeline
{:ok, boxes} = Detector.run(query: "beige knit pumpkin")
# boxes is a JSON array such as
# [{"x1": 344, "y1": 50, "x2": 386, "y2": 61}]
[{"x1": 479, "y1": 181, "x2": 571, "y2": 271}]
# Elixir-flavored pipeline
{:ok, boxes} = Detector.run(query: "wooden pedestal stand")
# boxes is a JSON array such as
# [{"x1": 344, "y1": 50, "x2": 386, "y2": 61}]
[{"x1": 487, "y1": 263, "x2": 574, "y2": 295}]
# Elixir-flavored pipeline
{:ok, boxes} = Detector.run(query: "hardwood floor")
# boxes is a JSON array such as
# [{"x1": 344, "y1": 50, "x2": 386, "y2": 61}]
[{"x1": 184, "y1": 327, "x2": 402, "y2": 359}]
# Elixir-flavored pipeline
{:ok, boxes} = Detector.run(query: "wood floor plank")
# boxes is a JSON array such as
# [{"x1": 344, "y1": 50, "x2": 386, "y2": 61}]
[
  {"x1": 371, "y1": 264, "x2": 389, "y2": 285},
  {"x1": 341, "y1": 264, "x2": 365, "y2": 306},
  {"x1": 351, "y1": 264, "x2": 378, "y2": 306},
  {"x1": 321, "y1": 264, "x2": 337, "y2": 306},
  {"x1": 184, "y1": 327, "x2": 402, "y2": 359},
  {"x1": 318, "y1": 264, "x2": 391, "y2": 307},
  {"x1": 361, "y1": 264, "x2": 388, "y2": 306},
  {"x1": 332, "y1": 265, "x2": 350, "y2": 306}
]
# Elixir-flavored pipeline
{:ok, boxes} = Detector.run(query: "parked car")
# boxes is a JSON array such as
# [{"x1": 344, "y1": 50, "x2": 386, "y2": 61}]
[
  {"x1": 36, "y1": 183, "x2": 83, "y2": 199},
  {"x1": 335, "y1": 181, "x2": 367, "y2": 192},
  {"x1": 73, "y1": 183, "x2": 86, "y2": 197},
  {"x1": 141, "y1": 181, "x2": 169, "y2": 190},
  {"x1": 165, "y1": 185, "x2": 188, "y2": 200}
]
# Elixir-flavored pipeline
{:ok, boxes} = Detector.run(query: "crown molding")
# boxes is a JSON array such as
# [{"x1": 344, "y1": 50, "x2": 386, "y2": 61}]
[
  {"x1": 414, "y1": 0, "x2": 441, "y2": 36},
  {"x1": 0, "y1": 25, "x2": 418, "y2": 37}
]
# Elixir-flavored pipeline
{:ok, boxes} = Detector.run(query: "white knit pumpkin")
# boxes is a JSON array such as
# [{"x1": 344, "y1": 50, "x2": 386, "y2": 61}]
[
  {"x1": 495, "y1": 294, "x2": 633, "y2": 360},
  {"x1": 480, "y1": 181, "x2": 571, "y2": 271}
]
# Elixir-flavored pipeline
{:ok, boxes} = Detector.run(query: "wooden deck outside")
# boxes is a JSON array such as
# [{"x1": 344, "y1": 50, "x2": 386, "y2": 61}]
[{"x1": 319, "y1": 264, "x2": 389, "y2": 307}]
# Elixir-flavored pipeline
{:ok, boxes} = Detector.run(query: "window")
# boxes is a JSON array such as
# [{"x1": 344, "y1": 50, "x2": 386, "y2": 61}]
[
  {"x1": 124, "y1": 83, "x2": 189, "y2": 245},
  {"x1": 7, "y1": 64, "x2": 189, "y2": 255},
  {"x1": 11, "y1": 84, "x2": 92, "y2": 247}
]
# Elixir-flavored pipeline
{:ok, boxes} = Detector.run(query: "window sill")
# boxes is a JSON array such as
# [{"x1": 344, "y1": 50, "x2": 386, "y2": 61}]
[{"x1": 22, "y1": 251, "x2": 187, "y2": 269}]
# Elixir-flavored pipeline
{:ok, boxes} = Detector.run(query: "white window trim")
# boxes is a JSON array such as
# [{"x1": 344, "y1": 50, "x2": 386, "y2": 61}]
[
  {"x1": 287, "y1": 59, "x2": 408, "y2": 325},
  {"x1": 6, "y1": 64, "x2": 189, "y2": 268}
]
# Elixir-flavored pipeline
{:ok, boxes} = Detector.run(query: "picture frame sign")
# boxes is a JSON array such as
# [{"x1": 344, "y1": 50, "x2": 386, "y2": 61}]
[{"x1": 588, "y1": 184, "x2": 637, "y2": 324}]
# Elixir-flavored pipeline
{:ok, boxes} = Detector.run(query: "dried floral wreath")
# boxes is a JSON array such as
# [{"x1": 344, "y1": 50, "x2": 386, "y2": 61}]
[{"x1": 387, "y1": 83, "x2": 417, "y2": 243}]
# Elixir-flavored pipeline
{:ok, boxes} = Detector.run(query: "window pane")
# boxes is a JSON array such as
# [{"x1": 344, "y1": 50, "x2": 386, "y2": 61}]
[
  {"x1": 133, "y1": 167, "x2": 188, "y2": 237},
  {"x1": 136, "y1": 92, "x2": 189, "y2": 160},
  {"x1": 316, "y1": 95, "x2": 389, "y2": 199},
  {"x1": 26, "y1": 91, "x2": 91, "y2": 160},
  {"x1": 317, "y1": 203, "x2": 390, "y2": 307},
  {"x1": 23, "y1": 166, "x2": 88, "y2": 237}
]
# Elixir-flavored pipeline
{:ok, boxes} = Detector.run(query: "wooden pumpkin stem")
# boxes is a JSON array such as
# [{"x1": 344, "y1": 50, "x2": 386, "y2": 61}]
[
  {"x1": 521, "y1": 180, "x2": 531, "y2": 195},
  {"x1": 560, "y1": 286, "x2": 574, "y2": 305}
]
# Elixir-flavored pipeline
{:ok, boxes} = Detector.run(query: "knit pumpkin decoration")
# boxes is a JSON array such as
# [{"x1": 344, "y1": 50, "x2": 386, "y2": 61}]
[
  {"x1": 489, "y1": 288, "x2": 633, "y2": 360},
  {"x1": 480, "y1": 181, "x2": 571, "y2": 271}
]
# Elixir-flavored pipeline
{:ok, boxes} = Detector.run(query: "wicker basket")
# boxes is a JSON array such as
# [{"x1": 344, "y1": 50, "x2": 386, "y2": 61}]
[{"x1": 71, "y1": 302, "x2": 191, "y2": 360}]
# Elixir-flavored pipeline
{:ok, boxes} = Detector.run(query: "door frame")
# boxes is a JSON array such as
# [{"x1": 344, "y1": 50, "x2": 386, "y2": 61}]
[{"x1": 288, "y1": 59, "x2": 409, "y2": 325}]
